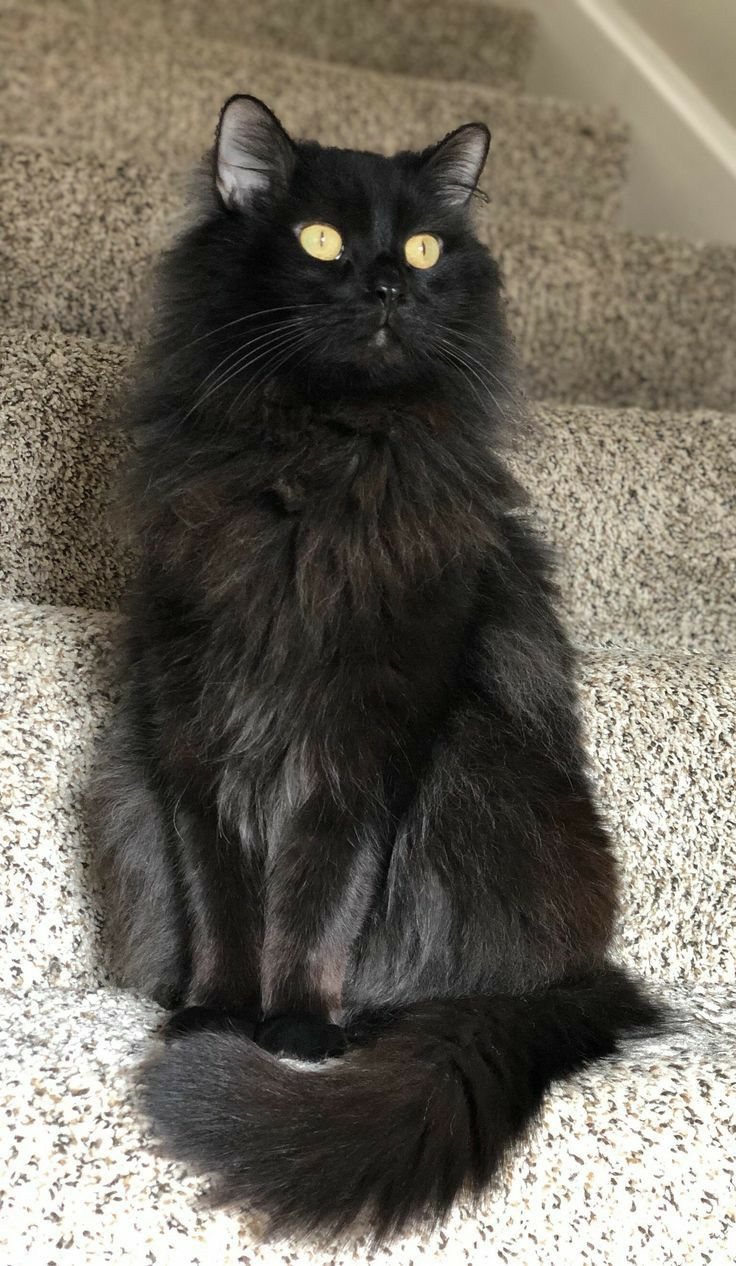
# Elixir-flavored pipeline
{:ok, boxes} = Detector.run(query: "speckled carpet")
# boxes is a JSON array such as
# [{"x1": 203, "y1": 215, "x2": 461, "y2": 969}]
[{"x1": 1, "y1": 2, "x2": 734, "y2": 1263}]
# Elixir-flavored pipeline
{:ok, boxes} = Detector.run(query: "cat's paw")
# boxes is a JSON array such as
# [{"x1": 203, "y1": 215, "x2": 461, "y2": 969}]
[
  {"x1": 159, "y1": 1004, "x2": 258, "y2": 1043},
  {"x1": 255, "y1": 1012, "x2": 347, "y2": 1061}
]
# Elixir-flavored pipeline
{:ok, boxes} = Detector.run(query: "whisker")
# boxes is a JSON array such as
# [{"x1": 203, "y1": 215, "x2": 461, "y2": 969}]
[
  {"x1": 432, "y1": 323, "x2": 525, "y2": 409},
  {"x1": 180, "y1": 324, "x2": 318, "y2": 424},
  {"x1": 229, "y1": 328, "x2": 322, "y2": 419},
  {"x1": 161, "y1": 303, "x2": 331, "y2": 358},
  {"x1": 436, "y1": 338, "x2": 499, "y2": 405},
  {"x1": 435, "y1": 346, "x2": 491, "y2": 417},
  {"x1": 194, "y1": 316, "x2": 319, "y2": 396}
]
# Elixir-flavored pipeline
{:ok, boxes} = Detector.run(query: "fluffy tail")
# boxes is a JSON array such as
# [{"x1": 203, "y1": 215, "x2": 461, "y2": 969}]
[{"x1": 139, "y1": 967, "x2": 661, "y2": 1243}]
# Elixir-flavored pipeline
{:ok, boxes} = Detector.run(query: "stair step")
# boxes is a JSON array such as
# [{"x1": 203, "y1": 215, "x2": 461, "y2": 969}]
[
  {"x1": 488, "y1": 217, "x2": 736, "y2": 411},
  {"x1": 12, "y1": 0, "x2": 537, "y2": 90},
  {"x1": 2, "y1": 978, "x2": 733, "y2": 1261},
  {"x1": 1, "y1": 591, "x2": 733, "y2": 994},
  {"x1": 0, "y1": 603, "x2": 118, "y2": 994},
  {"x1": 2, "y1": 331, "x2": 732, "y2": 655},
  {"x1": 2, "y1": 31, "x2": 628, "y2": 228},
  {"x1": 4, "y1": 143, "x2": 732, "y2": 411},
  {"x1": 5, "y1": 146, "x2": 732, "y2": 414},
  {"x1": 0, "y1": 333, "x2": 132, "y2": 610},
  {"x1": 515, "y1": 402, "x2": 736, "y2": 655},
  {"x1": 0, "y1": 145, "x2": 163, "y2": 345},
  {"x1": 580, "y1": 648, "x2": 735, "y2": 985}
]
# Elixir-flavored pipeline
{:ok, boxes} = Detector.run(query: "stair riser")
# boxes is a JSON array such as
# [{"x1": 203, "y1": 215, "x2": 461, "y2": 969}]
[
  {"x1": 0, "y1": 337, "x2": 133, "y2": 612},
  {"x1": 1, "y1": 604, "x2": 731, "y2": 993},
  {"x1": 515, "y1": 403, "x2": 734, "y2": 655},
  {"x1": 582, "y1": 649, "x2": 735, "y2": 987},
  {"x1": 14, "y1": 0, "x2": 536, "y2": 89},
  {"x1": 488, "y1": 221, "x2": 736, "y2": 412}
]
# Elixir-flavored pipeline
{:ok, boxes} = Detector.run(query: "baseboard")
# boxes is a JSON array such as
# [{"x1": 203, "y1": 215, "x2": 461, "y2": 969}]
[{"x1": 505, "y1": 0, "x2": 736, "y2": 244}]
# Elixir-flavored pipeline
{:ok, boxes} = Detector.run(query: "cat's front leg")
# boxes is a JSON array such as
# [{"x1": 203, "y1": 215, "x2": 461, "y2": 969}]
[
  {"x1": 171, "y1": 801, "x2": 264, "y2": 1014},
  {"x1": 258, "y1": 789, "x2": 383, "y2": 1059},
  {"x1": 158, "y1": 798, "x2": 265, "y2": 1044}
]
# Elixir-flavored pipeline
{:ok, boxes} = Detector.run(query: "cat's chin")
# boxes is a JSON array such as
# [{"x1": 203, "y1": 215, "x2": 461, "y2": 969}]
[{"x1": 351, "y1": 326, "x2": 406, "y2": 367}]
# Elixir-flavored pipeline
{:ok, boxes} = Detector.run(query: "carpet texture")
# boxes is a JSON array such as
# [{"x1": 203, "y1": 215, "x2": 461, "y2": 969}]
[
  {"x1": 10, "y1": 0, "x2": 537, "y2": 89},
  {"x1": 1, "y1": 0, "x2": 735, "y2": 1261},
  {"x1": 3, "y1": 23, "x2": 626, "y2": 225},
  {"x1": 517, "y1": 402, "x2": 736, "y2": 653},
  {"x1": 3, "y1": 982, "x2": 734, "y2": 1265},
  {"x1": 490, "y1": 218, "x2": 736, "y2": 411}
]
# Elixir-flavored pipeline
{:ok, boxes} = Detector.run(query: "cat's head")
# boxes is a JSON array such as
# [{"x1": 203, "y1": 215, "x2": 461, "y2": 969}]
[{"x1": 163, "y1": 95, "x2": 506, "y2": 411}]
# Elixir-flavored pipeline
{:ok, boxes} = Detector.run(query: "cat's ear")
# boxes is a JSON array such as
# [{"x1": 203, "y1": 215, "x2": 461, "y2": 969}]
[
  {"x1": 420, "y1": 123, "x2": 491, "y2": 208},
  {"x1": 215, "y1": 95, "x2": 296, "y2": 211}
]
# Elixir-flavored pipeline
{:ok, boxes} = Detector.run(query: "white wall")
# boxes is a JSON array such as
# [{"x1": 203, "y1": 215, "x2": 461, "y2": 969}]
[
  {"x1": 501, "y1": 0, "x2": 736, "y2": 244},
  {"x1": 618, "y1": 0, "x2": 736, "y2": 127}
]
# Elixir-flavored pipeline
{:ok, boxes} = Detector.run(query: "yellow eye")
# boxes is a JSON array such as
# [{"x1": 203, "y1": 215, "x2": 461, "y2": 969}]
[
  {"x1": 404, "y1": 233, "x2": 442, "y2": 269},
  {"x1": 299, "y1": 223, "x2": 343, "y2": 261}
]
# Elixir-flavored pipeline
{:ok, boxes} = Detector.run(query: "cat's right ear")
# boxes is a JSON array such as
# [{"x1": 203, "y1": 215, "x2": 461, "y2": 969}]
[{"x1": 214, "y1": 95, "x2": 296, "y2": 211}]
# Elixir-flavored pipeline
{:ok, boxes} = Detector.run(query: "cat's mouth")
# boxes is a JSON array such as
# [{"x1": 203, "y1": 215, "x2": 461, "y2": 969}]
[
  {"x1": 370, "y1": 312, "x2": 403, "y2": 344},
  {"x1": 369, "y1": 324, "x2": 405, "y2": 363},
  {"x1": 342, "y1": 312, "x2": 407, "y2": 366}
]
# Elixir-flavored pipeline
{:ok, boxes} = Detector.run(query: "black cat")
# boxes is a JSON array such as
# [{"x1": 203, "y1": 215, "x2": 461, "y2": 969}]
[{"x1": 92, "y1": 95, "x2": 659, "y2": 1243}]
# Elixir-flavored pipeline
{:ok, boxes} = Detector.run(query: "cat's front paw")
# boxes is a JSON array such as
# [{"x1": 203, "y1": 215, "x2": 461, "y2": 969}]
[{"x1": 255, "y1": 1011, "x2": 347, "y2": 1061}]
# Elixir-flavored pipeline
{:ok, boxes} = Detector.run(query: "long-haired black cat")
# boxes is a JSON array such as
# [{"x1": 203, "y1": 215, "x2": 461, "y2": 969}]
[{"x1": 92, "y1": 95, "x2": 659, "y2": 1243}]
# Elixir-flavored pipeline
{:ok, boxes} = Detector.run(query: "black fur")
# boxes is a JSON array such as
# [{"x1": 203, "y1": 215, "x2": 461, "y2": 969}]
[
  {"x1": 91, "y1": 96, "x2": 660, "y2": 1243},
  {"x1": 140, "y1": 969, "x2": 658, "y2": 1242}
]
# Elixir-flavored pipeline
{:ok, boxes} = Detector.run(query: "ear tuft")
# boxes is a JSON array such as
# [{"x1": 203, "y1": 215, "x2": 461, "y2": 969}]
[
  {"x1": 215, "y1": 95, "x2": 295, "y2": 211},
  {"x1": 422, "y1": 123, "x2": 491, "y2": 208}
]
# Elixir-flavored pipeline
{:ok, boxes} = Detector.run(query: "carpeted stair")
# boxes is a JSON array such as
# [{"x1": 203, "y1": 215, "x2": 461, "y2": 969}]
[{"x1": 1, "y1": 2, "x2": 734, "y2": 1263}]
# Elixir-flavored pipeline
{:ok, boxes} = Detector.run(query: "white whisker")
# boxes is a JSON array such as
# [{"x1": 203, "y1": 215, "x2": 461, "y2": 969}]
[
  {"x1": 181, "y1": 322, "x2": 322, "y2": 424},
  {"x1": 436, "y1": 340, "x2": 502, "y2": 415},
  {"x1": 230, "y1": 328, "x2": 323, "y2": 419},
  {"x1": 162, "y1": 303, "x2": 331, "y2": 358},
  {"x1": 194, "y1": 316, "x2": 318, "y2": 397},
  {"x1": 432, "y1": 323, "x2": 525, "y2": 409}
]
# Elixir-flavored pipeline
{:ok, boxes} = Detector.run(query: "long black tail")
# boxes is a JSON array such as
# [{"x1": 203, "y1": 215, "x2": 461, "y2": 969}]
[{"x1": 139, "y1": 967, "x2": 661, "y2": 1243}]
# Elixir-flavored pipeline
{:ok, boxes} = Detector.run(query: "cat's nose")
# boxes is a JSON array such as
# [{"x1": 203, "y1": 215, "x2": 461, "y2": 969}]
[{"x1": 374, "y1": 281, "x2": 404, "y2": 308}]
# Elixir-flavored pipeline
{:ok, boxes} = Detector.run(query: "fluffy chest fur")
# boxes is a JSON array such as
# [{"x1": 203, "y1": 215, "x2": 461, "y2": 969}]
[{"x1": 138, "y1": 403, "x2": 504, "y2": 814}]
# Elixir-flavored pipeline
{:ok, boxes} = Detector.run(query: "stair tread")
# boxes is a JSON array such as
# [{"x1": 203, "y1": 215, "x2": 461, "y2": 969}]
[
  {"x1": 1, "y1": 976, "x2": 733, "y2": 1261},
  {"x1": 2, "y1": 330, "x2": 733, "y2": 652},
  {"x1": 13, "y1": 0, "x2": 537, "y2": 89},
  {"x1": 1, "y1": 599, "x2": 733, "y2": 992}
]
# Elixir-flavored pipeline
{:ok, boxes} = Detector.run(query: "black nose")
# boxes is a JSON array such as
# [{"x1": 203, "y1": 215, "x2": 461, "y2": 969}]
[{"x1": 375, "y1": 281, "x2": 404, "y2": 307}]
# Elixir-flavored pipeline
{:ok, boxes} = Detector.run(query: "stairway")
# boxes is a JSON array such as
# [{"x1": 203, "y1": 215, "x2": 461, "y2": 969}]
[{"x1": 1, "y1": 2, "x2": 734, "y2": 1262}]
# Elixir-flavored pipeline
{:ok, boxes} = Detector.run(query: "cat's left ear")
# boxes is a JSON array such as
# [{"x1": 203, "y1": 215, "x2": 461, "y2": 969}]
[
  {"x1": 215, "y1": 94, "x2": 296, "y2": 211},
  {"x1": 420, "y1": 123, "x2": 491, "y2": 208}
]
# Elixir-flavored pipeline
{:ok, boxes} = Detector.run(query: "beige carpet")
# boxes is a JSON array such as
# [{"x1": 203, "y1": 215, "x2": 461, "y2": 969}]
[{"x1": 1, "y1": 1, "x2": 734, "y2": 1263}]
